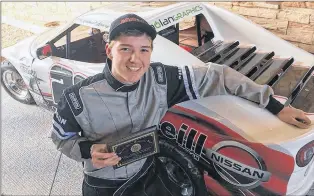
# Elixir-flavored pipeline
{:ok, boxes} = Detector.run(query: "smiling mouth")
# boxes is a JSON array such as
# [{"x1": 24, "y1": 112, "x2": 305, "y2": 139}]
[{"x1": 127, "y1": 66, "x2": 141, "y2": 72}]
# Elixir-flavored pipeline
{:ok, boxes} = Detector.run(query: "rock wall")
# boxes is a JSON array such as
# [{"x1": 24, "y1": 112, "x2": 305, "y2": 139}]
[
  {"x1": 218, "y1": 2, "x2": 314, "y2": 54},
  {"x1": 2, "y1": 2, "x2": 314, "y2": 54}
]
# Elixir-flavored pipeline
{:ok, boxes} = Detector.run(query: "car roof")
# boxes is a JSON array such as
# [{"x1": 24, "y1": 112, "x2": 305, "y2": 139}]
[
  {"x1": 31, "y1": 2, "x2": 207, "y2": 52},
  {"x1": 74, "y1": 2, "x2": 205, "y2": 30}
]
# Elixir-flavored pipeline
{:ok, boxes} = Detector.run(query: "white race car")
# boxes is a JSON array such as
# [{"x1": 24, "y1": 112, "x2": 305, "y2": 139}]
[{"x1": 2, "y1": 2, "x2": 314, "y2": 195}]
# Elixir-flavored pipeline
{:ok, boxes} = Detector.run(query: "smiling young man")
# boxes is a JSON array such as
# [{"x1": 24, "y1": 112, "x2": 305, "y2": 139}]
[{"x1": 51, "y1": 13, "x2": 311, "y2": 196}]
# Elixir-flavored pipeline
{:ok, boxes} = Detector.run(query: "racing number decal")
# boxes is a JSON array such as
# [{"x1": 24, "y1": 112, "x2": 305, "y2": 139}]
[
  {"x1": 161, "y1": 106, "x2": 295, "y2": 195},
  {"x1": 50, "y1": 65, "x2": 87, "y2": 105},
  {"x1": 50, "y1": 65, "x2": 73, "y2": 104}
]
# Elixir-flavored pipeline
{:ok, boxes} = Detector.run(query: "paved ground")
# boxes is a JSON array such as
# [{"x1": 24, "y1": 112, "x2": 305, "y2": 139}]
[{"x1": 1, "y1": 87, "x2": 83, "y2": 196}]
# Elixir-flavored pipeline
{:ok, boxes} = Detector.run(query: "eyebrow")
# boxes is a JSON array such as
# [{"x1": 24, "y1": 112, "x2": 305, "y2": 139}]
[{"x1": 119, "y1": 44, "x2": 151, "y2": 48}]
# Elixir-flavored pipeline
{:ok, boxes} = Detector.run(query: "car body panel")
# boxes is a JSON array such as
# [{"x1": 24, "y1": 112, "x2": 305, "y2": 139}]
[
  {"x1": 159, "y1": 95, "x2": 314, "y2": 195},
  {"x1": 187, "y1": 96, "x2": 313, "y2": 144}
]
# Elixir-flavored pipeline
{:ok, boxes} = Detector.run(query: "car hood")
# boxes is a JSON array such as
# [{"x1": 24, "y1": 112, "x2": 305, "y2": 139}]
[
  {"x1": 177, "y1": 95, "x2": 314, "y2": 144},
  {"x1": 2, "y1": 35, "x2": 38, "y2": 61}
]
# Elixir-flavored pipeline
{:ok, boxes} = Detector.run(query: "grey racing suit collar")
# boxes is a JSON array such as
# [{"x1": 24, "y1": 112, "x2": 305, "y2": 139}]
[{"x1": 103, "y1": 58, "x2": 140, "y2": 92}]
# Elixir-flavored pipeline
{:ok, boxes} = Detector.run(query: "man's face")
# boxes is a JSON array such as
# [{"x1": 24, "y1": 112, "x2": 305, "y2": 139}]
[{"x1": 106, "y1": 34, "x2": 152, "y2": 84}]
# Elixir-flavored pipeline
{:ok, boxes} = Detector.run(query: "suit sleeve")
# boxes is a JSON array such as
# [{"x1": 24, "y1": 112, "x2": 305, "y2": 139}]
[
  {"x1": 51, "y1": 93, "x2": 94, "y2": 162},
  {"x1": 163, "y1": 65, "x2": 190, "y2": 108},
  {"x1": 170, "y1": 63, "x2": 284, "y2": 115}
]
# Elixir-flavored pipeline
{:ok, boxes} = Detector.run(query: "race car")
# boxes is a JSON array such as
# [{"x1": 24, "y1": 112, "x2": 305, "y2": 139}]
[
  {"x1": 159, "y1": 95, "x2": 314, "y2": 196},
  {"x1": 2, "y1": 2, "x2": 314, "y2": 195}
]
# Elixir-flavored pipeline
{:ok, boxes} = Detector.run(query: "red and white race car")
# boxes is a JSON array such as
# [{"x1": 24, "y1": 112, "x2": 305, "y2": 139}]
[{"x1": 2, "y1": 2, "x2": 314, "y2": 195}]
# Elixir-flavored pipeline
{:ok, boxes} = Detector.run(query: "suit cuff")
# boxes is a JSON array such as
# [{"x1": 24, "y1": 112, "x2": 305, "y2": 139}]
[
  {"x1": 79, "y1": 141, "x2": 94, "y2": 159},
  {"x1": 265, "y1": 95, "x2": 284, "y2": 115}
]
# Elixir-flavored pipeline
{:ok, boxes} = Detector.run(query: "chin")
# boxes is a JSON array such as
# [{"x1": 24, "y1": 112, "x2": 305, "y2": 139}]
[{"x1": 124, "y1": 78, "x2": 140, "y2": 84}]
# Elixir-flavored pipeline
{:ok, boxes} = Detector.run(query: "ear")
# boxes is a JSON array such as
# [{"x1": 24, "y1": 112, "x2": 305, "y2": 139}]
[{"x1": 105, "y1": 43, "x2": 112, "y2": 59}]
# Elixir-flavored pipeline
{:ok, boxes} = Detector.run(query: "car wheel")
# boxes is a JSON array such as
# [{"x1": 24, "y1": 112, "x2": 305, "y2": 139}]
[
  {"x1": 1, "y1": 60, "x2": 35, "y2": 104},
  {"x1": 158, "y1": 139, "x2": 208, "y2": 196}
]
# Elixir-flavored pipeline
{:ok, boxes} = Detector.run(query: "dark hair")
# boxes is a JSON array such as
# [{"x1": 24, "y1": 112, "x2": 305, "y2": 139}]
[{"x1": 109, "y1": 29, "x2": 154, "y2": 49}]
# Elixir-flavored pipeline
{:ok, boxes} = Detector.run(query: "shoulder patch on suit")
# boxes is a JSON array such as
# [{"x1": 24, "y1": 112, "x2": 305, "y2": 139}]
[
  {"x1": 62, "y1": 72, "x2": 105, "y2": 116},
  {"x1": 64, "y1": 88, "x2": 83, "y2": 116},
  {"x1": 151, "y1": 63, "x2": 166, "y2": 85}
]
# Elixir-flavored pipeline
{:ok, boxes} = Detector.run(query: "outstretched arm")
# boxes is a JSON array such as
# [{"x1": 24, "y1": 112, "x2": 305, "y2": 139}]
[{"x1": 165, "y1": 63, "x2": 311, "y2": 129}]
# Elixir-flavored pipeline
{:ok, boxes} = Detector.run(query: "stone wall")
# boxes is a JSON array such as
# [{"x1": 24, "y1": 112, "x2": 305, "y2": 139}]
[
  {"x1": 2, "y1": 2, "x2": 314, "y2": 54},
  {"x1": 214, "y1": 2, "x2": 314, "y2": 54}
]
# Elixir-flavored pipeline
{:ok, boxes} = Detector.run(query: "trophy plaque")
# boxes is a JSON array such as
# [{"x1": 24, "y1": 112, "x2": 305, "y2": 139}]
[{"x1": 108, "y1": 126, "x2": 159, "y2": 168}]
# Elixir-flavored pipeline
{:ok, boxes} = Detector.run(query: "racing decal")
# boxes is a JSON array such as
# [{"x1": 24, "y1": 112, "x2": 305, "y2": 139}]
[
  {"x1": 64, "y1": 88, "x2": 84, "y2": 116},
  {"x1": 50, "y1": 65, "x2": 73, "y2": 104},
  {"x1": 75, "y1": 17, "x2": 110, "y2": 29},
  {"x1": 159, "y1": 105, "x2": 295, "y2": 195},
  {"x1": 151, "y1": 63, "x2": 166, "y2": 85},
  {"x1": 55, "y1": 112, "x2": 67, "y2": 125},
  {"x1": 120, "y1": 17, "x2": 146, "y2": 24},
  {"x1": 151, "y1": 5, "x2": 203, "y2": 30},
  {"x1": 156, "y1": 66, "x2": 165, "y2": 84},
  {"x1": 68, "y1": 92, "x2": 81, "y2": 110},
  {"x1": 178, "y1": 67, "x2": 182, "y2": 80},
  {"x1": 207, "y1": 141, "x2": 271, "y2": 189},
  {"x1": 52, "y1": 119, "x2": 76, "y2": 140},
  {"x1": 160, "y1": 121, "x2": 206, "y2": 161},
  {"x1": 49, "y1": 64, "x2": 87, "y2": 105},
  {"x1": 20, "y1": 64, "x2": 37, "y2": 77}
]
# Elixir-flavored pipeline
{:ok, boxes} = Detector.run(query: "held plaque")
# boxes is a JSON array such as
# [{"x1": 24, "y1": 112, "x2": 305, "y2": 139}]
[{"x1": 108, "y1": 126, "x2": 159, "y2": 169}]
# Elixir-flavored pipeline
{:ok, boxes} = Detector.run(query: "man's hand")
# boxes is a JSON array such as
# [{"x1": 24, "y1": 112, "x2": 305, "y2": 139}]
[
  {"x1": 277, "y1": 106, "x2": 312, "y2": 129},
  {"x1": 90, "y1": 144, "x2": 121, "y2": 169}
]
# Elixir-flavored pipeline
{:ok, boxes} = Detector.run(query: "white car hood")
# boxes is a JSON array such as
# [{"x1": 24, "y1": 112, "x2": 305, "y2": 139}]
[{"x1": 179, "y1": 95, "x2": 314, "y2": 144}]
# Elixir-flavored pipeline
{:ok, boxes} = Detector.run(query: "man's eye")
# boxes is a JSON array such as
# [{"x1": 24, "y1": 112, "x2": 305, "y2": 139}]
[
  {"x1": 141, "y1": 49, "x2": 149, "y2": 52},
  {"x1": 121, "y1": 48, "x2": 130, "y2": 51}
]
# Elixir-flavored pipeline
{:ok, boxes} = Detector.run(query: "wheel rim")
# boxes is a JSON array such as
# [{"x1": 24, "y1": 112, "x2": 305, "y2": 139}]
[
  {"x1": 2, "y1": 69, "x2": 28, "y2": 99},
  {"x1": 159, "y1": 157, "x2": 194, "y2": 196}
]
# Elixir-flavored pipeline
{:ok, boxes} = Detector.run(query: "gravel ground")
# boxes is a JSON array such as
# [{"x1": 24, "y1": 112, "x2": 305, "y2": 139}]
[{"x1": 1, "y1": 23, "x2": 34, "y2": 49}]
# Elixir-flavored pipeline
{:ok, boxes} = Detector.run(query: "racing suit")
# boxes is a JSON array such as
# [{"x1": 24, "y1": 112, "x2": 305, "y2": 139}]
[{"x1": 51, "y1": 59, "x2": 283, "y2": 195}]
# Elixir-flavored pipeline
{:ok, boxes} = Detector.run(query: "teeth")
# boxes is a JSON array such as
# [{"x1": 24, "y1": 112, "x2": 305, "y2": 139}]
[{"x1": 128, "y1": 67, "x2": 140, "y2": 71}]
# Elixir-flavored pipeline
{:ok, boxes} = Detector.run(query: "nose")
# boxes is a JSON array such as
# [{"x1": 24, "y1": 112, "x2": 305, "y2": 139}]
[{"x1": 130, "y1": 51, "x2": 139, "y2": 63}]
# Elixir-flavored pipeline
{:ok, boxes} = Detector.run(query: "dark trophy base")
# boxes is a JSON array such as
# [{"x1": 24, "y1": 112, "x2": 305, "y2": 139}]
[{"x1": 108, "y1": 126, "x2": 159, "y2": 169}]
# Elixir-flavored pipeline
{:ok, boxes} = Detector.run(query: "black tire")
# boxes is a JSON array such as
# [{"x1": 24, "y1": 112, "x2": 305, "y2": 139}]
[
  {"x1": 1, "y1": 60, "x2": 35, "y2": 104},
  {"x1": 158, "y1": 139, "x2": 208, "y2": 196}
]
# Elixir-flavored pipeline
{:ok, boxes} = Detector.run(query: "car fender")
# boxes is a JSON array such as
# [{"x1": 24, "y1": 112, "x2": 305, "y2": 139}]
[{"x1": 2, "y1": 35, "x2": 39, "y2": 94}]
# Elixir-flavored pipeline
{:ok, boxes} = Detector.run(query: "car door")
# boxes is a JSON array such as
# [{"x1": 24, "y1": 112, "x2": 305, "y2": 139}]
[{"x1": 32, "y1": 23, "x2": 107, "y2": 111}]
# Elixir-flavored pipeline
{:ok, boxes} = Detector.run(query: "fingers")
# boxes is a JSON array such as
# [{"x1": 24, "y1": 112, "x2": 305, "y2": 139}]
[
  {"x1": 301, "y1": 115, "x2": 312, "y2": 125},
  {"x1": 292, "y1": 118, "x2": 311, "y2": 129},
  {"x1": 92, "y1": 151, "x2": 116, "y2": 159},
  {"x1": 91, "y1": 144, "x2": 108, "y2": 153},
  {"x1": 90, "y1": 143, "x2": 122, "y2": 168},
  {"x1": 295, "y1": 117, "x2": 311, "y2": 125},
  {"x1": 280, "y1": 107, "x2": 312, "y2": 129},
  {"x1": 103, "y1": 155, "x2": 121, "y2": 166},
  {"x1": 294, "y1": 109, "x2": 312, "y2": 128},
  {"x1": 93, "y1": 154, "x2": 121, "y2": 168}
]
